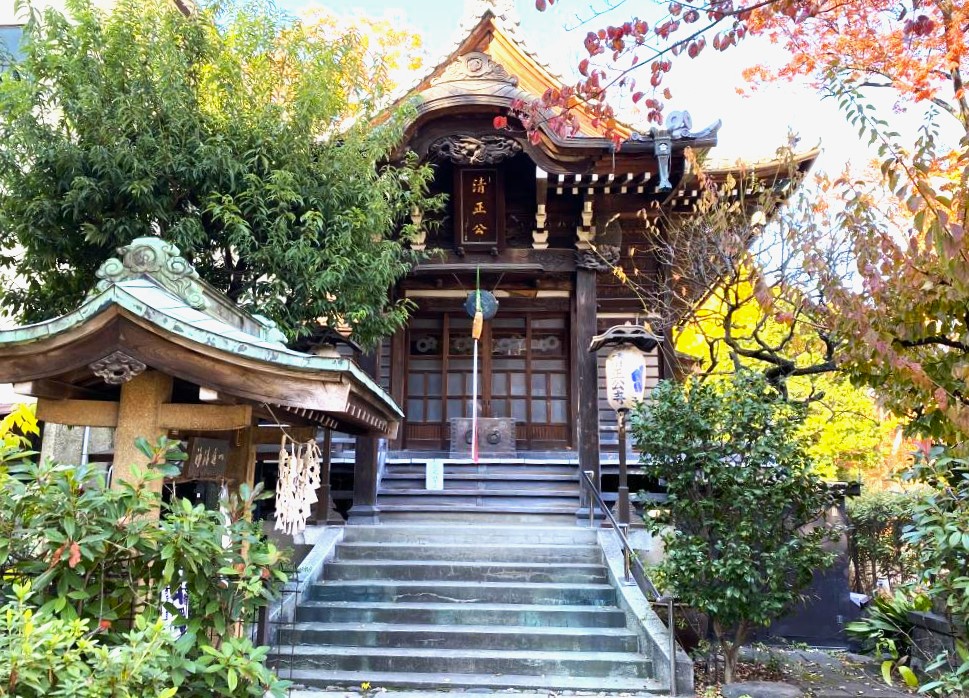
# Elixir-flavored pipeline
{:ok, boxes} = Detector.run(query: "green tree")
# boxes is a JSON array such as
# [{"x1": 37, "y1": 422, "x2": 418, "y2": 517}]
[
  {"x1": 899, "y1": 446, "x2": 969, "y2": 696},
  {"x1": 0, "y1": 0, "x2": 440, "y2": 346},
  {"x1": 632, "y1": 371, "x2": 835, "y2": 682}
]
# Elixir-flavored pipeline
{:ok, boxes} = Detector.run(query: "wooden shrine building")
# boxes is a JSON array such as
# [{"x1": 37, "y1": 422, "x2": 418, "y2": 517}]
[
  {"x1": 371, "y1": 4, "x2": 809, "y2": 455},
  {"x1": 0, "y1": 1, "x2": 816, "y2": 525},
  {"x1": 334, "y1": 1, "x2": 817, "y2": 523},
  {"x1": 0, "y1": 237, "x2": 401, "y2": 518}
]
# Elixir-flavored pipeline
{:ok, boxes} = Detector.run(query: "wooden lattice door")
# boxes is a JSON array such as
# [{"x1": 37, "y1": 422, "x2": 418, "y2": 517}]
[{"x1": 404, "y1": 312, "x2": 571, "y2": 451}]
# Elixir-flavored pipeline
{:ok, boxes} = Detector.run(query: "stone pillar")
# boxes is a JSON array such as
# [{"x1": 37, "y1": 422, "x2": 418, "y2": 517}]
[{"x1": 111, "y1": 370, "x2": 174, "y2": 495}]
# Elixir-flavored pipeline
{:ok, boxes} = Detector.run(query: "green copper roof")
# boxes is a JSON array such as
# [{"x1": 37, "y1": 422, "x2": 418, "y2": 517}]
[{"x1": 0, "y1": 237, "x2": 402, "y2": 420}]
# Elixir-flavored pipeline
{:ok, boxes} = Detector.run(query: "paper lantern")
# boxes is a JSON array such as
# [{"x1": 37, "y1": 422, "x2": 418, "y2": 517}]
[{"x1": 605, "y1": 344, "x2": 648, "y2": 412}]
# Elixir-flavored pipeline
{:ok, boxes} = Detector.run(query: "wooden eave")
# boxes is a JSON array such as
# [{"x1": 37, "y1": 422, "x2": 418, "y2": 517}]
[
  {"x1": 662, "y1": 148, "x2": 820, "y2": 214},
  {"x1": 0, "y1": 286, "x2": 402, "y2": 438}
]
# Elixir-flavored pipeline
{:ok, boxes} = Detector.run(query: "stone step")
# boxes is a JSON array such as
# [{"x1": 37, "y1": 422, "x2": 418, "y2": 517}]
[
  {"x1": 270, "y1": 645, "x2": 652, "y2": 678},
  {"x1": 322, "y1": 560, "x2": 608, "y2": 584},
  {"x1": 294, "y1": 600, "x2": 628, "y2": 627},
  {"x1": 277, "y1": 622, "x2": 639, "y2": 652},
  {"x1": 380, "y1": 465, "x2": 580, "y2": 482},
  {"x1": 378, "y1": 489, "x2": 579, "y2": 501},
  {"x1": 374, "y1": 503, "x2": 578, "y2": 516},
  {"x1": 385, "y1": 465, "x2": 579, "y2": 477},
  {"x1": 278, "y1": 669, "x2": 664, "y2": 694},
  {"x1": 386, "y1": 455, "x2": 579, "y2": 470},
  {"x1": 375, "y1": 509, "x2": 579, "y2": 525},
  {"x1": 309, "y1": 580, "x2": 616, "y2": 606},
  {"x1": 335, "y1": 541, "x2": 602, "y2": 563},
  {"x1": 342, "y1": 524, "x2": 597, "y2": 545},
  {"x1": 380, "y1": 474, "x2": 579, "y2": 491}
]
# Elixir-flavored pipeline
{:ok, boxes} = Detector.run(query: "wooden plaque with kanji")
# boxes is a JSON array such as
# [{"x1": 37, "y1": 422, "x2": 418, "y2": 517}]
[{"x1": 455, "y1": 167, "x2": 504, "y2": 250}]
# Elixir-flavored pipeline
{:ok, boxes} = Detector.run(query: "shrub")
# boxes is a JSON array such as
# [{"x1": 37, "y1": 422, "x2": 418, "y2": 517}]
[
  {"x1": 0, "y1": 436, "x2": 290, "y2": 696},
  {"x1": 632, "y1": 371, "x2": 836, "y2": 683},
  {"x1": 0, "y1": 582, "x2": 179, "y2": 697},
  {"x1": 900, "y1": 446, "x2": 969, "y2": 696}
]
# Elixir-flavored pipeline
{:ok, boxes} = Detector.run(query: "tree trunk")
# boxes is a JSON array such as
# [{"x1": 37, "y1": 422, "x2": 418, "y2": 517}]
[{"x1": 715, "y1": 619, "x2": 748, "y2": 684}]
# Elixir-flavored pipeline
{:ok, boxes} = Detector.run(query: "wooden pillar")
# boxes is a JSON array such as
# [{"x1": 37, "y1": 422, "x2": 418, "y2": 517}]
[
  {"x1": 224, "y1": 427, "x2": 256, "y2": 491},
  {"x1": 390, "y1": 329, "x2": 406, "y2": 451},
  {"x1": 314, "y1": 428, "x2": 343, "y2": 525},
  {"x1": 574, "y1": 268, "x2": 601, "y2": 524},
  {"x1": 111, "y1": 370, "x2": 174, "y2": 495},
  {"x1": 348, "y1": 350, "x2": 381, "y2": 525}
]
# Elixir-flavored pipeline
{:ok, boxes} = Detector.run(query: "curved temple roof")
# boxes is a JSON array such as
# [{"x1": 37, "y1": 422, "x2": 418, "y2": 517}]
[{"x1": 0, "y1": 237, "x2": 402, "y2": 437}]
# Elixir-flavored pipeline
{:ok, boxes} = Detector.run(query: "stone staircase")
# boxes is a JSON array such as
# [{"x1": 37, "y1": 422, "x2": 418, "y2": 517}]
[
  {"x1": 375, "y1": 458, "x2": 581, "y2": 524},
  {"x1": 273, "y1": 524, "x2": 664, "y2": 694}
]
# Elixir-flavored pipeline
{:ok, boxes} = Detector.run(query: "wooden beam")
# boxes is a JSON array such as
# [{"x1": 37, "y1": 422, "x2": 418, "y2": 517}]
[
  {"x1": 225, "y1": 427, "x2": 257, "y2": 490},
  {"x1": 14, "y1": 379, "x2": 113, "y2": 401},
  {"x1": 157, "y1": 403, "x2": 252, "y2": 431},
  {"x1": 252, "y1": 424, "x2": 326, "y2": 444},
  {"x1": 36, "y1": 398, "x2": 120, "y2": 428},
  {"x1": 253, "y1": 425, "x2": 287, "y2": 445}
]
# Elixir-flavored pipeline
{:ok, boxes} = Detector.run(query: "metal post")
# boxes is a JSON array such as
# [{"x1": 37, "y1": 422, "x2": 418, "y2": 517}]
[
  {"x1": 256, "y1": 604, "x2": 270, "y2": 647},
  {"x1": 617, "y1": 408, "x2": 630, "y2": 526},
  {"x1": 620, "y1": 523, "x2": 631, "y2": 581},
  {"x1": 668, "y1": 597, "x2": 678, "y2": 696},
  {"x1": 585, "y1": 470, "x2": 596, "y2": 528}
]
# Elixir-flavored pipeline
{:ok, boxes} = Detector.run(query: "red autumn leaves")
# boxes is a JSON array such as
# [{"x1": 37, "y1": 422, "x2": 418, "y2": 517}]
[{"x1": 51, "y1": 540, "x2": 82, "y2": 568}]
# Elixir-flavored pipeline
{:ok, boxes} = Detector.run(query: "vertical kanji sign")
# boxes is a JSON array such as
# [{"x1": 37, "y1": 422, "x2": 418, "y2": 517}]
[{"x1": 457, "y1": 168, "x2": 502, "y2": 249}]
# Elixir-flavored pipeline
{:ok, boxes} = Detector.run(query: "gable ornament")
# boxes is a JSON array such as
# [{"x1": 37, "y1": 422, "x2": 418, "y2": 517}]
[
  {"x1": 432, "y1": 51, "x2": 518, "y2": 87},
  {"x1": 89, "y1": 351, "x2": 147, "y2": 385},
  {"x1": 95, "y1": 237, "x2": 208, "y2": 310},
  {"x1": 428, "y1": 134, "x2": 522, "y2": 165}
]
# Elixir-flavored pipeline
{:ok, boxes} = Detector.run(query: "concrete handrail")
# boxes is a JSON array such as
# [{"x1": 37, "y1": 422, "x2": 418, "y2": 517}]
[{"x1": 582, "y1": 469, "x2": 677, "y2": 696}]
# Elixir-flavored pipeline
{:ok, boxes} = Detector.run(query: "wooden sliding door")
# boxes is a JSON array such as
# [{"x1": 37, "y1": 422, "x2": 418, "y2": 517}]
[{"x1": 403, "y1": 311, "x2": 571, "y2": 451}]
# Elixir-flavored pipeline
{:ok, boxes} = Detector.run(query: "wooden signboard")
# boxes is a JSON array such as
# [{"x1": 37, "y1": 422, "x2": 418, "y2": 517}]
[
  {"x1": 456, "y1": 168, "x2": 504, "y2": 251},
  {"x1": 185, "y1": 437, "x2": 230, "y2": 480}
]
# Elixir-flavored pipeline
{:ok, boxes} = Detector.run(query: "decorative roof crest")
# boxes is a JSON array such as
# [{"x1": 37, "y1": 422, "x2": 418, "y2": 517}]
[
  {"x1": 95, "y1": 237, "x2": 208, "y2": 310},
  {"x1": 432, "y1": 51, "x2": 518, "y2": 87},
  {"x1": 460, "y1": 0, "x2": 521, "y2": 29}
]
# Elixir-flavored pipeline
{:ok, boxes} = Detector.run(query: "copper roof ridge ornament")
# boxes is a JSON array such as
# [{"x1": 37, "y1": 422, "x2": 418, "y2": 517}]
[{"x1": 94, "y1": 236, "x2": 208, "y2": 311}]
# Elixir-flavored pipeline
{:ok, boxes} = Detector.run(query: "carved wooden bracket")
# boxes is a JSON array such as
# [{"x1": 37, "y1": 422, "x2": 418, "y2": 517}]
[
  {"x1": 576, "y1": 199, "x2": 595, "y2": 250},
  {"x1": 654, "y1": 132, "x2": 673, "y2": 192},
  {"x1": 428, "y1": 134, "x2": 522, "y2": 166},
  {"x1": 409, "y1": 206, "x2": 427, "y2": 251},
  {"x1": 576, "y1": 245, "x2": 621, "y2": 272},
  {"x1": 533, "y1": 166, "x2": 549, "y2": 250}
]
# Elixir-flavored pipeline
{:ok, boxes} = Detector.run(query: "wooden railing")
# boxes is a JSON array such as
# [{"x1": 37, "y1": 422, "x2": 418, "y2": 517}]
[{"x1": 582, "y1": 470, "x2": 678, "y2": 696}]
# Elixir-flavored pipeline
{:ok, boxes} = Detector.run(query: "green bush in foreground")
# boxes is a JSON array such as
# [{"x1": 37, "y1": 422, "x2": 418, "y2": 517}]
[
  {"x1": 0, "y1": 436, "x2": 289, "y2": 696},
  {"x1": 846, "y1": 488, "x2": 922, "y2": 594}
]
